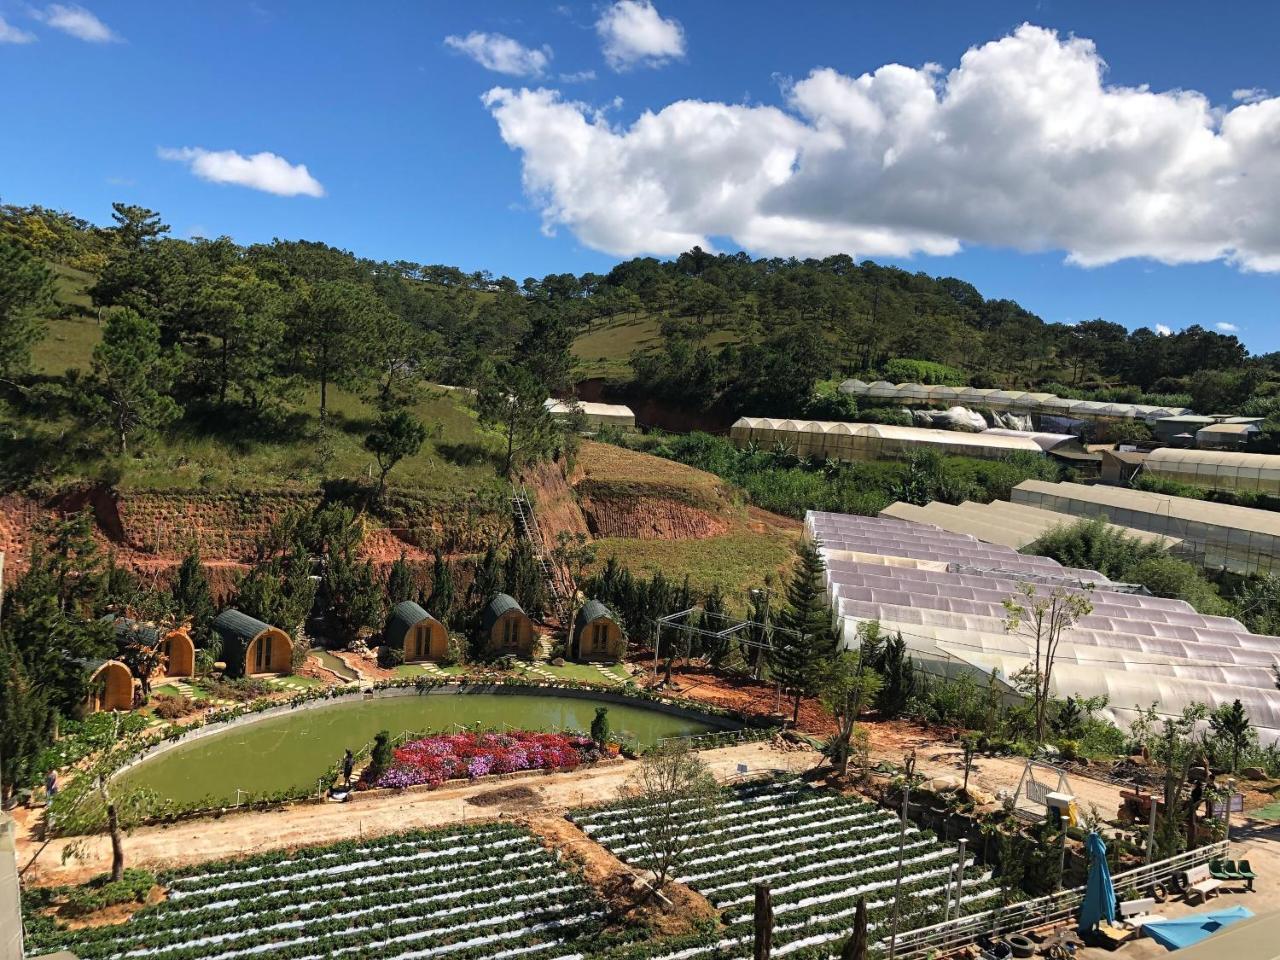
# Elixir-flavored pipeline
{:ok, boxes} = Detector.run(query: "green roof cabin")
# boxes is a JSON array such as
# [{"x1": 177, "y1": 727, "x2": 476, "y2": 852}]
[
  {"x1": 385, "y1": 601, "x2": 447, "y2": 662},
  {"x1": 213, "y1": 609, "x2": 293, "y2": 678},
  {"x1": 105, "y1": 615, "x2": 196, "y2": 679},
  {"x1": 571, "y1": 600, "x2": 625, "y2": 663},
  {"x1": 481, "y1": 593, "x2": 535, "y2": 658}
]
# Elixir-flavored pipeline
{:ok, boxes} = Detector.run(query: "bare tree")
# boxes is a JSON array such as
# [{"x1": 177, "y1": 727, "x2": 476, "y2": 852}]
[
  {"x1": 614, "y1": 742, "x2": 722, "y2": 895},
  {"x1": 1003, "y1": 582, "x2": 1093, "y2": 743}
]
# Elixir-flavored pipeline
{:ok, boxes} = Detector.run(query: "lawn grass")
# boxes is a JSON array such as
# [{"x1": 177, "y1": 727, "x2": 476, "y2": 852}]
[
  {"x1": 531, "y1": 661, "x2": 630, "y2": 684},
  {"x1": 572, "y1": 312, "x2": 741, "y2": 380},
  {"x1": 590, "y1": 528, "x2": 798, "y2": 603},
  {"x1": 393, "y1": 663, "x2": 469, "y2": 678}
]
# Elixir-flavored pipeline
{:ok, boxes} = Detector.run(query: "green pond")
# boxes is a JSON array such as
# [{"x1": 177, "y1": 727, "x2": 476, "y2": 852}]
[{"x1": 118, "y1": 692, "x2": 719, "y2": 805}]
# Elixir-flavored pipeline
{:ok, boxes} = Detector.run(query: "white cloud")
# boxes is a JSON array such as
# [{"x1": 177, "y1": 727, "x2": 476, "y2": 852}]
[
  {"x1": 1216, "y1": 321, "x2": 1239, "y2": 332},
  {"x1": 0, "y1": 15, "x2": 36, "y2": 42},
  {"x1": 559, "y1": 69, "x2": 596, "y2": 84},
  {"x1": 482, "y1": 24, "x2": 1280, "y2": 272},
  {"x1": 158, "y1": 147, "x2": 324, "y2": 198},
  {"x1": 596, "y1": 0, "x2": 684, "y2": 71},
  {"x1": 33, "y1": 4, "x2": 120, "y2": 42},
  {"x1": 444, "y1": 31, "x2": 549, "y2": 77},
  {"x1": 1156, "y1": 324, "x2": 1173, "y2": 336},
  {"x1": 1233, "y1": 88, "x2": 1269, "y2": 104}
]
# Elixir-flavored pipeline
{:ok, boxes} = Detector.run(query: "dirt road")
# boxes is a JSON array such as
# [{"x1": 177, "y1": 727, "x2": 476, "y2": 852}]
[{"x1": 15, "y1": 741, "x2": 814, "y2": 886}]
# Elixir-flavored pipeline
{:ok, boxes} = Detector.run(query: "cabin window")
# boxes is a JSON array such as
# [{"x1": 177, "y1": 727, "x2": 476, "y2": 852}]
[{"x1": 502, "y1": 617, "x2": 520, "y2": 647}]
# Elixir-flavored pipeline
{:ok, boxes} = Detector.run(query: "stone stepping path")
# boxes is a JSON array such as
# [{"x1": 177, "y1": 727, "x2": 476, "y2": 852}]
[
  {"x1": 267, "y1": 677, "x2": 312, "y2": 694},
  {"x1": 417, "y1": 661, "x2": 447, "y2": 677},
  {"x1": 167, "y1": 679, "x2": 197, "y2": 697},
  {"x1": 592, "y1": 664, "x2": 624, "y2": 685},
  {"x1": 522, "y1": 663, "x2": 559, "y2": 682}
]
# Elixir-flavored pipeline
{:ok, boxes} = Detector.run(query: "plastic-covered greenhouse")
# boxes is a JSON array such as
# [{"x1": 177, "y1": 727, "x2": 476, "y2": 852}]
[
  {"x1": 543, "y1": 398, "x2": 635, "y2": 431},
  {"x1": 805, "y1": 510, "x2": 1280, "y2": 741},
  {"x1": 1145, "y1": 447, "x2": 1280, "y2": 495},
  {"x1": 878, "y1": 498, "x2": 1180, "y2": 551},
  {"x1": 1011, "y1": 480, "x2": 1280, "y2": 576},
  {"x1": 838, "y1": 380, "x2": 1192, "y2": 422},
  {"x1": 729, "y1": 417, "x2": 1050, "y2": 462}
]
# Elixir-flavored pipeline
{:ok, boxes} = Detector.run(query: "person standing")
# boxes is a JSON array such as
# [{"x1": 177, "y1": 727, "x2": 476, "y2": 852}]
[
  {"x1": 44, "y1": 770, "x2": 58, "y2": 801},
  {"x1": 342, "y1": 749, "x2": 355, "y2": 787}
]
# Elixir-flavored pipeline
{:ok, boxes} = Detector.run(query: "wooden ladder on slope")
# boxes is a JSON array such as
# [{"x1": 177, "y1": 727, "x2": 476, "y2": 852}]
[{"x1": 510, "y1": 485, "x2": 574, "y2": 628}]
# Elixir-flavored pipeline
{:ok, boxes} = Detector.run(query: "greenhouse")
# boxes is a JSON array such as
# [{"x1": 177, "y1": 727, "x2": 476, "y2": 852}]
[
  {"x1": 729, "y1": 417, "x2": 1049, "y2": 462},
  {"x1": 878, "y1": 498, "x2": 1181, "y2": 551},
  {"x1": 805, "y1": 509, "x2": 1280, "y2": 741},
  {"x1": 1145, "y1": 447, "x2": 1280, "y2": 495},
  {"x1": 1011, "y1": 479, "x2": 1280, "y2": 575},
  {"x1": 544, "y1": 398, "x2": 636, "y2": 431},
  {"x1": 838, "y1": 380, "x2": 1192, "y2": 422},
  {"x1": 1195, "y1": 421, "x2": 1262, "y2": 449}
]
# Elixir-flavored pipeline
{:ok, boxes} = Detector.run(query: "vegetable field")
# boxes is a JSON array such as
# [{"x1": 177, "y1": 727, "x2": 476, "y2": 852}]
[
  {"x1": 572, "y1": 780, "x2": 1002, "y2": 959},
  {"x1": 24, "y1": 824, "x2": 607, "y2": 960}
]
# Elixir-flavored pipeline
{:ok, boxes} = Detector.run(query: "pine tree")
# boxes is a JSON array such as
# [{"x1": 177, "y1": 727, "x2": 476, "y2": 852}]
[
  {"x1": 504, "y1": 540, "x2": 545, "y2": 617},
  {"x1": 874, "y1": 632, "x2": 917, "y2": 717},
  {"x1": 87, "y1": 308, "x2": 182, "y2": 455},
  {"x1": 1209, "y1": 699, "x2": 1252, "y2": 773},
  {"x1": 702, "y1": 583, "x2": 732, "y2": 667},
  {"x1": 772, "y1": 542, "x2": 838, "y2": 723},
  {"x1": 386, "y1": 552, "x2": 416, "y2": 605},
  {"x1": 0, "y1": 632, "x2": 54, "y2": 802},
  {"x1": 323, "y1": 550, "x2": 385, "y2": 645},
  {"x1": 171, "y1": 546, "x2": 217, "y2": 651},
  {"x1": 425, "y1": 548, "x2": 455, "y2": 623},
  {"x1": 467, "y1": 546, "x2": 501, "y2": 634}
]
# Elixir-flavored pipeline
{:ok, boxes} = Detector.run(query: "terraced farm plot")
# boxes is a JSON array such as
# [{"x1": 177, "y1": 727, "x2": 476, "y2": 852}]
[
  {"x1": 24, "y1": 824, "x2": 607, "y2": 960},
  {"x1": 572, "y1": 780, "x2": 1002, "y2": 959}
]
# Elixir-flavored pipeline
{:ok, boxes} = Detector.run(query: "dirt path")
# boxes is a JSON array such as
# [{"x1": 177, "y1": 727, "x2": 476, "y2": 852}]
[{"x1": 16, "y1": 742, "x2": 813, "y2": 887}]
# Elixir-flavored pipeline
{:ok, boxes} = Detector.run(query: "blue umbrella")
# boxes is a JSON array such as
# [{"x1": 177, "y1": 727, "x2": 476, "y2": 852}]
[{"x1": 1079, "y1": 831, "x2": 1116, "y2": 935}]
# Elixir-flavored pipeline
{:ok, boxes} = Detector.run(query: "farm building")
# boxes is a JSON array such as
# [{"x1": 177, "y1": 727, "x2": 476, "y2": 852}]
[
  {"x1": 212, "y1": 609, "x2": 293, "y2": 678},
  {"x1": 878, "y1": 498, "x2": 1180, "y2": 552},
  {"x1": 1153, "y1": 415, "x2": 1216, "y2": 444},
  {"x1": 838, "y1": 380, "x2": 1191, "y2": 422},
  {"x1": 729, "y1": 417, "x2": 1051, "y2": 463},
  {"x1": 81, "y1": 659, "x2": 135, "y2": 714},
  {"x1": 384, "y1": 600, "x2": 447, "y2": 662},
  {"x1": 1145, "y1": 447, "x2": 1280, "y2": 495},
  {"x1": 544, "y1": 398, "x2": 636, "y2": 432},
  {"x1": 571, "y1": 600, "x2": 625, "y2": 662},
  {"x1": 1011, "y1": 479, "x2": 1280, "y2": 575},
  {"x1": 105, "y1": 616, "x2": 196, "y2": 679},
  {"x1": 1195, "y1": 421, "x2": 1262, "y2": 449},
  {"x1": 481, "y1": 593, "x2": 536, "y2": 657},
  {"x1": 1100, "y1": 449, "x2": 1149, "y2": 486},
  {"x1": 805, "y1": 509, "x2": 1280, "y2": 742}
]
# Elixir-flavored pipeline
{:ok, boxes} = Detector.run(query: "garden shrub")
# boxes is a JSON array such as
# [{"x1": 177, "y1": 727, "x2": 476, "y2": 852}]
[
  {"x1": 376, "y1": 644, "x2": 404, "y2": 669},
  {"x1": 61, "y1": 868, "x2": 155, "y2": 916},
  {"x1": 150, "y1": 694, "x2": 197, "y2": 720}
]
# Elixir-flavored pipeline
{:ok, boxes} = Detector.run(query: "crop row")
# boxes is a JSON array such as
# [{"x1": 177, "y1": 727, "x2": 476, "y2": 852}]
[{"x1": 27, "y1": 825, "x2": 608, "y2": 960}]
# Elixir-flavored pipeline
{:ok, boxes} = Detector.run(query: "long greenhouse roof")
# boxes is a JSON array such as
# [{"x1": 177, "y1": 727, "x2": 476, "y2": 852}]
[
  {"x1": 1147, "y1": 447, "x2": 1280, "y2": 471},
  {"x1": 836, "y1": 380, "x2": 1193, "y2": 420},
  {"x1": 731, "y1": 418, "x2": 1048, "y2": 454},
  {"x1": 805, "y1": 508, "x2": 1280, "y2": 742}
]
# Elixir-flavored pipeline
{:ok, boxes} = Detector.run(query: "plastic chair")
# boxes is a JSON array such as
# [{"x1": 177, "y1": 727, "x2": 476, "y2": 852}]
[
  {"x1": 1209, "y1": 858, "x2": 1231, "y2": 880},
  {"x1": 1237, "y1": 859, "x2": 1257, "y2": 891}
]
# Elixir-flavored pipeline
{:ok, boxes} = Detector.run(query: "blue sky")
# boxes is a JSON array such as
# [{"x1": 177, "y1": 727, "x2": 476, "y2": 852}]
[{"x1": 3, "y1": 1, "x2": 1279, "y2": 351}]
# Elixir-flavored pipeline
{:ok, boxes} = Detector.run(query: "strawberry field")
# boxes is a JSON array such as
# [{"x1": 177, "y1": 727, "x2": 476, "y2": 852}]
[
  {"x1": 23, "y1": 823, "x2": 609, "y2": 960},
  {"x1": 572, "y1": 779, "x2": 1003, "y2": 959}
]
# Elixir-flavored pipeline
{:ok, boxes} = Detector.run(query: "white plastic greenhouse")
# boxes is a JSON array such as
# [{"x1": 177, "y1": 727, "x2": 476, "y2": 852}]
[
  {"x1": 838, "y1": 380, "x2": 1192, "y2": 422},
  {"x1": 543, "y1": 398, "x2": 636, "y2": 431},
  {"x1": 729, "y1": 417, "x2": 1049, "y2": 463},
  {"x1": 805, "y1": 509, "x2": 1280, "y2": 742},
  {"x1": 1011, "y1": 479, "x2": 1280, "y2": 575},
  {"x1": 1145, "y1": 447, "x2": 1280, "y2": 495}
]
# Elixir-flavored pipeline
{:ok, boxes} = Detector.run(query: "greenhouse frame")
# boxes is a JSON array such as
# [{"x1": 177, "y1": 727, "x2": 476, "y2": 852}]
[
  {"x1": 543, "y1": 398, "x2": 636, "y2": 431},
  {"x1": 1011, "y1": 479, "x2": 1280, "y2": 575},
  {"x1": 729, "y1": 417, "x2": 1055, "y2": 463},
  {"x1": 838, "y1": 380, "x2": 1191, "y2": 422},
  {"x1": 805, "y1": 510, "x2": 1280, "y2": 741}
]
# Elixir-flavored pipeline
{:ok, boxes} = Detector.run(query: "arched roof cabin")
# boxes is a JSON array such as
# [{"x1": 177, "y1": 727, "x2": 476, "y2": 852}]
[
  {"x1": 572, "y1": 600, "x2": 625, "y2": 663},
  {"x1": 213, "y1": 609, "x2": 293, "y2": 678},
  {"x1": 385, "y1": 601, "x2": 447, "y2": 662},
  {"x1": 481, "y1": 594, "x2": 536, "y2": 658},
  {"x1": 107, "y1": 616, "x2": 196, "y2": 679},
  {"x1": 82, "y1": 659, "x2": 135, "y2": 714}
]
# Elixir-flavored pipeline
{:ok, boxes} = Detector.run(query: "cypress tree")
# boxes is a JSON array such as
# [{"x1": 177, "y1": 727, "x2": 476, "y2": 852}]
[
  {"x1": 171, "y1": 546, "x2": 217, "y2": 650},
  {"x1": 386, "y1": 552, "x2": 416, "y2": 605},
  {"x1": 424, "y1": 548, "x2": 455, "y2": 623}
]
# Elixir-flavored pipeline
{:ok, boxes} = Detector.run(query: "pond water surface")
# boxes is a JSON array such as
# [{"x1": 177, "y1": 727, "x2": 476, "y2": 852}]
[{"x1": 118, "y1": 691, "x2": 719, "y2": 805}]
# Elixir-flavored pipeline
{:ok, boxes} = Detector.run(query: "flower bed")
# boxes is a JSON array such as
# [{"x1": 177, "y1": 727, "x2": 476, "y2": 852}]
[{"x1": 370, "y1": 730, "x2": 604, "y2": 789}]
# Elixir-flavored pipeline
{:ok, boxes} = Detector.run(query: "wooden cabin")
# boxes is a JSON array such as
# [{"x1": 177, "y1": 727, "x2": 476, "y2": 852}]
[
  {"x1": 481, "y1": 593, "x2": 535, "y2": 658},
  {"x1": 571, "y1": 600, "x2": 625, "y2": 663},
  {"x1": 82, "y1": 659, "x2": 135, "y2": 714},
  {"x1": 107, "y1": 616, "x2": 196, "y2": 679},
  {"x1": 385, "y1": 601, "x2": 447, "y2": 662},
  {"x1": 213, "y1": 609, "x2": 293, "y2": 678}
]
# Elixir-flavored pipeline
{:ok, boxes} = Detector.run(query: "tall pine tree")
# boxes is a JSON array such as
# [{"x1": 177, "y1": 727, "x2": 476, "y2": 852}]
[
  {"x1": 386, "y1": 552, "x2": 416, "y2": 605},
  {"x1": 771, "y1": 542, "x2": 838, "y2": 723},
  {"x1": 171, "y1": 546, "x2": 217, "y2": 652},
  {"x1": 424, "y1": 548, "x2": 455, "y2": 623}
]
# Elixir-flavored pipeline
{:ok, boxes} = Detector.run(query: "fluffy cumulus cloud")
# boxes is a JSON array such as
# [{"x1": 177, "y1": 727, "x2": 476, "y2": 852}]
[
  {"x1": 596, "y1": 0, "x2": 685, "y2": 71},
  {"x1": 158, "y1": 147, "x2": 325, "y2": 197},
  {"x1": 484, "y1": 24, "x2": 1280, "y2": 271},
  {"x1": 1156, "y1": 325, "x2": 1173, "y2": 336},
  {"x1": 33, "y1": 4, "x2": 119, "y2": 42},
  {"x1": 444, "y1": 31, "x2": 550, "y2": 77},
  {"x1": 0, "y1": 15, "x2": 36, "y2": 42},
  {"x1": 1216, "y1": 321, "x2": 1239, "y2": 332},
  {"x1": 1233, "y1": 88, "x2": 1270, "y2": 104}
]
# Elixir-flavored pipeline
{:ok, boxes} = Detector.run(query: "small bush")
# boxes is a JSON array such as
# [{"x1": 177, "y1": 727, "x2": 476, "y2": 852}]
[
  {"x1": 62, "y1": 868, "x2": 155, "y2": 916},
  {"x1": 376, "y1": 644, "x2": 404, "y2": 669},
  {"x1": 150, "y1": 693, "x2": 197, "y2": 720},
  {"x1": 440, "y1": 634, "x2": 468, "y2": 667}
]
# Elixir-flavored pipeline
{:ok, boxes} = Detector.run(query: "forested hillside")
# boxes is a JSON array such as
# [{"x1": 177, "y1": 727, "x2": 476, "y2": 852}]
[{"x1": 2, "y1": 199, "x2": 1275, "y2": 500}]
